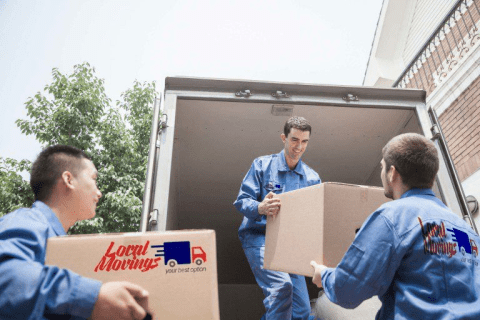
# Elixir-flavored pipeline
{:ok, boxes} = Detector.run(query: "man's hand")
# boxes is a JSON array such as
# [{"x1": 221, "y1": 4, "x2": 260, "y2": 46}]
[
  {"x1": 91, "y1": 281, "x2": 149, "y2": 320},
  {"x1": 310, "y1": 261, "x2": 327, "y2": 288},
  {"x1": 258, "y1": 192, "x2": 281, "y2": 217}
]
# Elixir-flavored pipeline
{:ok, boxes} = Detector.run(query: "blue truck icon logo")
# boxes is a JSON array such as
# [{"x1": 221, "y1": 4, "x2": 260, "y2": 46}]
[
  {"x1": 447, "y1": 228, "x2": 478, "y2": 257},
  {"x1": 151, "y1": 241, "x2": 207, "y2": 268}
]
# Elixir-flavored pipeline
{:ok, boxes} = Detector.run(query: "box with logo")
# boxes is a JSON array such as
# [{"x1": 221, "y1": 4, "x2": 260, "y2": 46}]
[
  {"x1": 45, "y1": 229, "x2": 219, "y2": 320},
  {"x1": 264, "y1": 182, "x2": 390, "y2": 277}
]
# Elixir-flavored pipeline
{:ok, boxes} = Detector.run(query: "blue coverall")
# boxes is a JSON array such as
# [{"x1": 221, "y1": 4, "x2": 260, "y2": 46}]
[
  {"x1": 321, "y1": 188, "x2": 480, "y2": 320},
  {"x1": 0, "y1": 201, "x2": 102, "y2": 320},
  {"x1": 234, "y1": 150, "x2": 321, "y2": 319}
]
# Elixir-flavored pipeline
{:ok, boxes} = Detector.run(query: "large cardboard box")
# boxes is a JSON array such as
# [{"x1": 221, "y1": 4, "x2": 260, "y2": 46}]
[
  {"x1": 264, "y1": 182, "x2": 390, "y2": 277},
  {"x1": 45, "y1": 230, "x2": 220, "y2": 320}
]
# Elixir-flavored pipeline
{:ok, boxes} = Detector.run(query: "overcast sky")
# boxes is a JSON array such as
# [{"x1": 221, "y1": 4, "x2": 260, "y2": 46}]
[{"x1": 0, "y1": 0, "x2": 383, "y2": 166}]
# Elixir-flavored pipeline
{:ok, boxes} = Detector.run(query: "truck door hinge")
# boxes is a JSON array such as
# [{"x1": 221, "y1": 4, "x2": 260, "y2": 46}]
[
  {"x1": 272, "y1": 91, "x2": 290, "y2": 98},
  {"x1": 159, "y1": 114, "x2": 168, "y2": 129},
  {"x1": 430, "y1": 124, "x2": 441, "y2": 140},
  {"x1": 342, "y1": 93, "x2": 359, "y2": 102},
  {"x1": 235, "y1": 89, "x2": 252, "y2": 98},
  {"x1": 149, "y1": 209, "x2": 158, "y2": 227}
]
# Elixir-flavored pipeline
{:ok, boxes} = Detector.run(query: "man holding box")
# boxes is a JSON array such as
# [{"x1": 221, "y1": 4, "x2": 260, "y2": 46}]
[
  {"x1": 0, "y1": 145, "x2": 150, "y2": 320},
  {"x1": 234, "y1": 116, "x2": 321, "y2": 320},
  {"x1": 311, "y1": 133, "x2": 480, "y2": 319}
]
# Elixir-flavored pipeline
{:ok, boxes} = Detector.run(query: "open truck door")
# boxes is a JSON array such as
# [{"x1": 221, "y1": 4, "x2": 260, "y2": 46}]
[{"x1": 139, "y1": 77, "x2": 478, "y2": 320}]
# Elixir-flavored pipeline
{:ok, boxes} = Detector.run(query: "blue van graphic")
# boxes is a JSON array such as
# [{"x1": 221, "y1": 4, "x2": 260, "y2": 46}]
[
  {"x1": 447, "y1": 228, "x2": 478, "y2": 257},
  {"x1": 151, "y1": 241, "x2": 207, "y2": 267}
]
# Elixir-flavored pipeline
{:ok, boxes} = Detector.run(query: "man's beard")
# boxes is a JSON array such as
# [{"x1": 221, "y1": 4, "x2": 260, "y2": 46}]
[{"x1": 384, "y1": 182, "x2": 393, "y2": 199}]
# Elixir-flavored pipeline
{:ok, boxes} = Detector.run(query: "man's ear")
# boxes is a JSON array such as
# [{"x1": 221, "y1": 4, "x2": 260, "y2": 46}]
[
  {"x1": 281, "y1": 133, "x2": 286, "y2": 144},
  {"x1": 389, "y1": 166, "x2": 401, "y2": 183},
  {"x1": 61, "y1": 171, "x2": 75, "y2": 191}
]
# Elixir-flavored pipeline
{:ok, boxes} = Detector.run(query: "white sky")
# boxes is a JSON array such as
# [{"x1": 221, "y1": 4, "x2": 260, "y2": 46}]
[{"x1": 0, "y1": 0, "x2": 383, "y2": 165}]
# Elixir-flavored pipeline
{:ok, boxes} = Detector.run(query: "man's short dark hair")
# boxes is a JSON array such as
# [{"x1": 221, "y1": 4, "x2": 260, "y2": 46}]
[
  {"x1": 284, "y1": 116, "x2": 312, "y2": 137},
  {"x1": 30, "y1": 145, "x2": 90, "y2": 202},
  {"x1": 382, "y1": 133, "x2": 439, "y2": 189}
]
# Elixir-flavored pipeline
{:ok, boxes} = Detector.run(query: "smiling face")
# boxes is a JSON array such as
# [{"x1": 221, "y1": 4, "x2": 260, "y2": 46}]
[
  {"x1": 72, "y1": 158, "x2": 102, "y2": 220},
  {"x1": 281, "y1": 128, "x2": 310, "y2": 166}
]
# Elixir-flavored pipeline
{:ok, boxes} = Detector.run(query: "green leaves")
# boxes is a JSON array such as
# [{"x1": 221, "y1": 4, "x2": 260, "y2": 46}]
[
  {"x1": 4, "y1": 62, "x2": 157, "y2": 234},
  {"x1": 0, "y1": 158, "x2": 33, "y2": 217}
]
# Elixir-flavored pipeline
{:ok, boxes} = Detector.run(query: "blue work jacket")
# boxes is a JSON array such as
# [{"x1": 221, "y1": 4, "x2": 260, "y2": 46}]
[
  {"x1": 321, "y1": 188, "x2": 480, "y2": 319},
  {"x1": 0, "y1": 201, "x2": 102, "y2": 319},
  {"x1": 233, "y1": 150, "x2": 321, "y2": 248}
]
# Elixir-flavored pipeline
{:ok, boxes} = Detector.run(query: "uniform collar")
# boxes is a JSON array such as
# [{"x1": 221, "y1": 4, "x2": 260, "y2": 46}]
[
  {"x1": 277, "y1": 149, "x2": 305, "y2": 175},
  {"x1": 32, "y1": 201, "x2": 67, "y2": 236},
  {"x1": 400, "y1": 188, "x2": 435, "y2": 199}
]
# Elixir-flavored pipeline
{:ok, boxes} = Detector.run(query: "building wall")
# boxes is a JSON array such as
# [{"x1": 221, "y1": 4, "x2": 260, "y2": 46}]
[
  {"x1": 364, "y1": 0, "x2": 480, "y2": 225},
  {"x1": 439, "y1": 75, "x2": 480, "y2": 181},
  {"x1": 395, "y1": 0, "x2": 480, "y2": 187},
  {"x1": 401, "y1": 3, "x2": 480, "y2": 95}
]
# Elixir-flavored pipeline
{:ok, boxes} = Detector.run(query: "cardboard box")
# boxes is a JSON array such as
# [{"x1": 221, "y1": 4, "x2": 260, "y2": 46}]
[
  {"x1": 45, "y1": 230, "x2": 220, "y2": 320},
  {"x1": 264, "y1": 182, "x2": 390, "y2": 277}
]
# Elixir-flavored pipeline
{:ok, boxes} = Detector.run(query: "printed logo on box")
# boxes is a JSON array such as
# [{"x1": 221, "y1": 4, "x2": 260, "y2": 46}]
[
  {"x1": 94, "y1": 240, "x2": 208, "y2": 273},
  {"x1": 151, "y1": 241, "x2": 207, "y2": 267},
  {"x1": 151, "y1": 241, "x2": 208, "y2": 275}
]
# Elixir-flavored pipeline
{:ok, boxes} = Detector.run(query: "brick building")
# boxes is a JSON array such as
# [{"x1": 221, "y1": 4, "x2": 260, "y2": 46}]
[{"x1": 364, "y1": 0, "x2": 480, "y2": 227}]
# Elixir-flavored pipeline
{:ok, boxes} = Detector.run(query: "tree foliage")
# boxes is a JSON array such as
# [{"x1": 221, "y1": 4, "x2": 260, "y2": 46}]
[
  {"x1": 1, "y1": 62, "x2": 157, "y2": 233},
  {"x1": 0, "y1": 158, "x2": 33, "y2": 215}
]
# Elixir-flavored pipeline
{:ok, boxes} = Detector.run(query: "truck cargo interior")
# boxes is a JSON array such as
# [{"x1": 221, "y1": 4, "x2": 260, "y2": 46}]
[{"x1": 164, "y1": 98, "x2": 426, "y2": 318}]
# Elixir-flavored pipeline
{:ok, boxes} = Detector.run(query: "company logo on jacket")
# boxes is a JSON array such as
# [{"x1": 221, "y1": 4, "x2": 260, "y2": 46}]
[{"x1": 418, "y1": 217, "x2": 478, "y2": 259}]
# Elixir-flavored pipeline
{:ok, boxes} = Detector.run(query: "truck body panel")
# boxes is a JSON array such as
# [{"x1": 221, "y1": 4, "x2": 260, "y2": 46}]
[{"x1": 142, "y1": 77, "x2": 476, "y2": 319}]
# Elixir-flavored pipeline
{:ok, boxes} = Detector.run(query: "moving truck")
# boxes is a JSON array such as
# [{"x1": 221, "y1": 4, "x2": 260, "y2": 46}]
[{"x1": 139, "y1": 77, "x2": 478, "y2": 319}]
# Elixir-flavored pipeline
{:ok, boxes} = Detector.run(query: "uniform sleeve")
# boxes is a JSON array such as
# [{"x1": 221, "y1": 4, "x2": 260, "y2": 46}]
[
  {"x1": 321, "y1": 207, "x2": 402, "y2": 309},
  {"x1": 233, "y1": 159, "x2": 263, "y2": 220},
  {"x1": 0, "y1": 218, "x2": 102, "y2": 319}
]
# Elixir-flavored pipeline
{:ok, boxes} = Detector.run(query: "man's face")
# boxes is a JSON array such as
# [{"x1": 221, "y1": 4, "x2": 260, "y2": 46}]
[
  {"x1": 281, "y1": 128, "x2": 310, "y2": 164},
  {"x1": 72, "y1": 158, "x2": 102, "y2": 220},
  {"x1": 380, "y1": 158, "x2": 393, "y2": 199}
]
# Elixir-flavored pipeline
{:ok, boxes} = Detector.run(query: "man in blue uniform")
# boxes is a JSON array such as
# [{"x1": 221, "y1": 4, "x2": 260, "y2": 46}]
[
  {"x1": 234, "y1": 116, "x2": 321, "y2": 319},
  {"x1": 311, "y1": 133, "x2": 480, "y2": 319},
  {"x1": 0, "y1": 145, "x2": 150, "y2": 320}
]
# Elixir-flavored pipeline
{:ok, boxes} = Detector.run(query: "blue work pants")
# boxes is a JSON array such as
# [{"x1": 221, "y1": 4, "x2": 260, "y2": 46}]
[{"x1": 244, "y1": 246, "x2": 315, "y2": 320}]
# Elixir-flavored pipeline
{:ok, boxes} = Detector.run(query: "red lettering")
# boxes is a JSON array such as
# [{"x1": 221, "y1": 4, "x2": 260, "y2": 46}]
[
  {"x1": 142, "y1": 241, "x2": 150, "y2": 256},
  {"x1": 113, "y1": 260, "x2": 122, "y2": 271},
  {"x1": 94, "y1": 242, "x2": 116, "y2": 272},
  {"x1": 116, "y1": 245, "x2": 126, "y2": 257},
  {"x1": 440, "y1": 222, "x2": 446, "y2": 238},
  {"x1": 144, "y1": 257, "x2": 161, "y2": 272},
  {"x1": 126, "y1": 245, "x2": 134, "y2": 257},
  {"x1": 120, "y1": 259, "x2": 127, "y2": 270},
  {"x1": 94, "y1": 240, "x2": 160, "y2": 273},
  {"x1": 130, "y1": 258, "x2": 145, "y2": 270},
  {"x1": 133, "y1": 245, "x2": 143, "y2": 260},
  {"x1": 141, "y1": 258, "x2": 153, "y2": 272}
]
